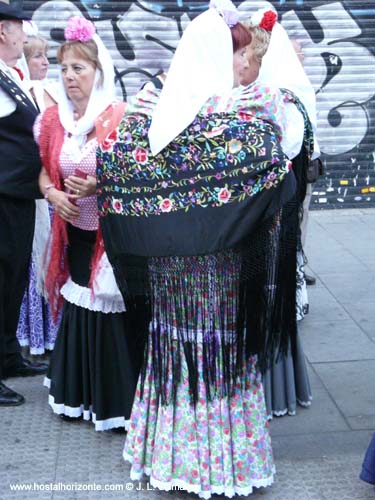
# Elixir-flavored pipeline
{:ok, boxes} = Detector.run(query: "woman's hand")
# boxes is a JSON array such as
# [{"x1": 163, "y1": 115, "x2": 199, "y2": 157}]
[
  {"x1": 48, "y1": 188, "x2": 80, "y2": 223},
  {"x1": 64, "y1": 175, "x2": 97, "y2": 199}
]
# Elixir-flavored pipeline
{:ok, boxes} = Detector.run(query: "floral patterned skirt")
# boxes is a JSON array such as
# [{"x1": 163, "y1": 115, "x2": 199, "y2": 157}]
[
  {"x1": 16, "y1": 257, "x2": 58, "y2": 355},
  {"x1": 123, "y1": 335, "x2": 275, "y2": 498}
]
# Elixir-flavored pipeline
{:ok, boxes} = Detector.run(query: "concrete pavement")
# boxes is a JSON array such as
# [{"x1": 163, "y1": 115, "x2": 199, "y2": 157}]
[{"x1": 1, "y1": 208, "x2": 375, "y2": 500}]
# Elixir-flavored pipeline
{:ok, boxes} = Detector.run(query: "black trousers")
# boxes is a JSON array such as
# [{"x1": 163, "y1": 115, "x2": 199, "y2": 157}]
[{"x1": 0, "y1": 195, "x2": 35, "y2": 379}]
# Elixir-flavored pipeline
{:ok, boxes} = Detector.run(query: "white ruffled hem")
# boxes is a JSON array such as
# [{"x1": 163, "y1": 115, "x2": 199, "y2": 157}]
[
  {"x1": 298, "y1": 396, "x2": 313, "y2": 407},
  {"x1": 61, "y1": 277, "x2": 125, "y2": 314},
  {"x1": 123, "y1": 452, "x2": 275, "y2": 499},
  {"x1": 44, "y1": 378, "x2": 129, "y2": 431},
  {"x1": 266, "y1": 396, "x2": 313, "y2": 420},
  {"x1": 19, "y1": 341, "x2": 54, "y2": 355}
]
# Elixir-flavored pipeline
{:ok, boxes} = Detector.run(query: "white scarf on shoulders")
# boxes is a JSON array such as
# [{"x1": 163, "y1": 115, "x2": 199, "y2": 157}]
[{"x1": 57, "y1": 33, "x2": 115, "y2": 162}]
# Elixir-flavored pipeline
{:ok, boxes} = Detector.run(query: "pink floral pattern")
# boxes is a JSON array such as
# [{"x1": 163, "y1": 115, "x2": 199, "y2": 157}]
[
  {"x1": 97, "y1": 113, "x2": 290, "y2": 218},
  {"x1": 124, "y1": 249, "x2": 274, "y2": 497},
  {"x1": 124, "y1": 340, "x2": 275, "y2": 497},
  {"x1": 97, "y1": 83, "x2": 289, "y2": 220},
  {"x1": 96, "y1": 83, "x2": 290, "y2": 495}
]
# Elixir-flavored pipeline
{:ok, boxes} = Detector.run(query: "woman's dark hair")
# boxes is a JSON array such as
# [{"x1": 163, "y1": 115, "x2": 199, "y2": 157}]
[{"x1": 230, "y1": 22, "x2": 252, "y2": 53}]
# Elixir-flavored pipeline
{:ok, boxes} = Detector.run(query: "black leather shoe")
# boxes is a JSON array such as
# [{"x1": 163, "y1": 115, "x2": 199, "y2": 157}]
[
  {"x1": 0, "y1": 382, "x2": 25, "y2": 406},
  {"x1": 111, "y1": 426, "x2": 127, "y2": 434},
  {"x1": 305, "y1": 273, "x2": 316, "y2": 286},
  {"x1": 3, "y1": 358, "x2": 49, "y2": 378},
  {"x1": 59, "y1": 414, "x2": 83, "y2": 422}
]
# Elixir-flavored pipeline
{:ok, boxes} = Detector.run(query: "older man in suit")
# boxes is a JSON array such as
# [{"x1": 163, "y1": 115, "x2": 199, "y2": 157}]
[{"x1": 0, "y1": 1, "x2": 48, "y2": 406}]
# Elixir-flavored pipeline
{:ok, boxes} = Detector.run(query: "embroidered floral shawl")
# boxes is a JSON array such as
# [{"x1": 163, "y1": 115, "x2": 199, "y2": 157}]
[{"x1": 96, "y1": 83, "x2": 299, "y2": 404}]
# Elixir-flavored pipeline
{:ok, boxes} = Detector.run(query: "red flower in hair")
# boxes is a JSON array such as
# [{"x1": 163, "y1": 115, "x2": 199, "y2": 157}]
[{"x1": 259, "y1": 10, "x2": 277, "y2": 31}]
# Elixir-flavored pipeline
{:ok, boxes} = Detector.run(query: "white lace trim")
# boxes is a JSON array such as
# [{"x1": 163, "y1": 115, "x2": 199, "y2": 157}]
[
  {"x1": 266, "y1": 397, "x2": 313, "y2": 420},
  {"x1": 123, "y1": 451, "x2": 275, "y2": 499},
  {"x1": 267, "y1": 408, "x2": 295, "y2": 420},
  {"x1": 297, "y1": 396, "x2": 313, "y2": 407},
  {"x1": 29, "y1": 345, "x2": 54, "y2": 355},
  {"x1": 44, "y1": 379, "x2": 129, "y2": 431},
  {"x1": 19, "y1": 341, "x2": 54, "y2": 355},
  {"x1": 60, "y1": 277, "x2": 125, "y2": 314}
]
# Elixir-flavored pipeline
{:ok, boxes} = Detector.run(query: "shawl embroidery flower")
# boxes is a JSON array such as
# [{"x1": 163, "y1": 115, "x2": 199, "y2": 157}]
[
  {"x1": 218, "y1": 187, "x2": 231, "y2": 203},
  {"x1": 160, "y1": 198, "x2": 173, "y2": 212},
  {"x1": 97, "y1": 110, "x2": 292, "y2": 218},
  {"x1": 133, "y1": 146, "x2": 148, "y2": 164},
  {"x1": 112, "y1": 198, "x2": 123, "y2": 213},
  {"x1": 101, "y1": 129, "x2": 118, "y2": 152}
]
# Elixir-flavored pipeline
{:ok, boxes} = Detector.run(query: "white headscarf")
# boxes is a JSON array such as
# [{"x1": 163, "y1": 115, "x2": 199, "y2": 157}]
[
  {"x1": 57, "y1": 33, "x2": 115, "y2": 162},
  {"x1": 258, "y1": 22, "x2": 317, "y2": 131},
  {"x1": 255, "y1": 21, "x2": 320, "y2": 159},
  {"x1": 148, "y1": 7, "x2": 234, "y2": 156}
]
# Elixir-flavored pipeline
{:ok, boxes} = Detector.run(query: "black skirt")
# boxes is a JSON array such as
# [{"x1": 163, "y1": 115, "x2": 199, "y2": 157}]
[{"x1": 45, "y1": 225, "x2": 145, "y2": 430}]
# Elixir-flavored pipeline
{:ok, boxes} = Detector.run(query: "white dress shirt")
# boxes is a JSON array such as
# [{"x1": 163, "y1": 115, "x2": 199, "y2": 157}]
[{"x1": 0, "y1": 58, "x2": 36, "y2": 118}]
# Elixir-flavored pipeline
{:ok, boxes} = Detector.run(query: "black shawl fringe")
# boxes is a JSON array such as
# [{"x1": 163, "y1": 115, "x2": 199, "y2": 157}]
[{"x1": 112, "y1": 195, "x2": 298, "y2": 406}]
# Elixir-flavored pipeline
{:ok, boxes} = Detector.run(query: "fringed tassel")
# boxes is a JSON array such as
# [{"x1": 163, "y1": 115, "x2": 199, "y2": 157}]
[
  {"x1": 242, "y1": 197, "x2": 298, "y2": 373},
  {"x1": 122, "y1": 203, "x2": 299, "y2": 406},
  {"x1": 45, "y1": 214, "x2": 69, "y2": 322},
  {"x1": 145, "y1": 253, "x2": 242, "y2": 406},
  {"x1": 107, "y1": 252, "x2": 151, "y2": 402},
  {"x1": 88, "y1": 225, "x2": 105, "y2": 291}
]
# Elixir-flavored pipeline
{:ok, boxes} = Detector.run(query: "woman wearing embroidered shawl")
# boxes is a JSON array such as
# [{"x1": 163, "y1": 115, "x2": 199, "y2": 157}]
[
  {"x1": 97, "y1": 1, "x2": 299, "y2": 496},
  {"x1": 35, "y1": 17, "x2": 142, "y2": 431},
  {"x1": 243, "y1": 10, "x2": 319, "y2": 419}
]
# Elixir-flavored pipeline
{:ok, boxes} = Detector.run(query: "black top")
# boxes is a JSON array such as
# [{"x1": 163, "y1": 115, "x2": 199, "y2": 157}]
[{"x1": 0, "y1": 69, "x2": 42, "y2": 199}]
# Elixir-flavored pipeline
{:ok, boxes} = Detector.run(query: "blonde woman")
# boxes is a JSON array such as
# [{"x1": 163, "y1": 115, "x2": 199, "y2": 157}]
[
  {"x1": 16, "y1": 33, "x2": 58, "y2": 357},
  {"x1": 244, "y1": 9, "x2": 318, "y2": 419},
  {"x1": 24, "y1": 34, "x2": 57, "y2": 109}
]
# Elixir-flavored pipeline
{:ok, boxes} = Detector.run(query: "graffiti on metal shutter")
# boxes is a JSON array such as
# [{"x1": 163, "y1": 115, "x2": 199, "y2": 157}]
[{"x1": 22, "y1": 0, "x2": 375, "y2": 208}]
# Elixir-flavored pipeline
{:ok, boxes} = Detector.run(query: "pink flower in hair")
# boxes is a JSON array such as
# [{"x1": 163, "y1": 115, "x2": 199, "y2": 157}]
[{"x1": 64, "y1": 16, "x2": 96, "y2": 43}]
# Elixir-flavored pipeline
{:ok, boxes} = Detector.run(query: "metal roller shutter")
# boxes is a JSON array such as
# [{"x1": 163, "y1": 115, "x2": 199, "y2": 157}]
[{"x1": 20, "y1": 0, "x2": 375, "y2": 209}]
